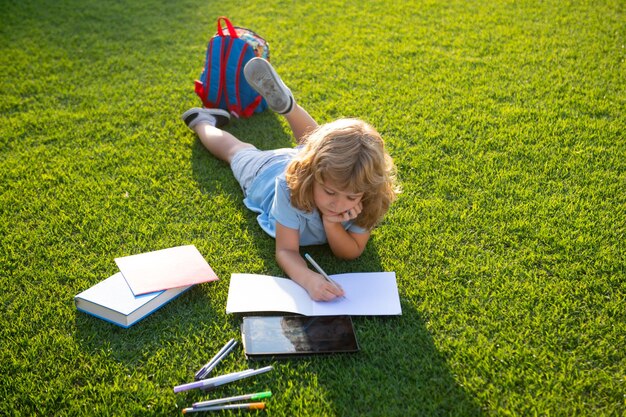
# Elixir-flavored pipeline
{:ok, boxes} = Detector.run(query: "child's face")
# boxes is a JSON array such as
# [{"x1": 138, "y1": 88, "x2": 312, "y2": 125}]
[{"x1": 313, "y1": 180, "x2": 363, "y2": 218}]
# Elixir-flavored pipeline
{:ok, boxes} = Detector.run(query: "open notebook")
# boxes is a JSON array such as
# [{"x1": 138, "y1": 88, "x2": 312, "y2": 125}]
[{"x1": 226, "y1": 272, "x2": 401, "y2": 316}]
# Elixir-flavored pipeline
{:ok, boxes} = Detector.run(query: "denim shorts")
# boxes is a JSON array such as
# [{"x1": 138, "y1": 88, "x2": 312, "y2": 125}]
[{"x1": 230, "y1": 146, "x2": 300, "y2": 196}]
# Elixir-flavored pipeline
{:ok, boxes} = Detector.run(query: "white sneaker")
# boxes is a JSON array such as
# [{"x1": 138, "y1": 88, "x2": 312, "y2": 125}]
[
  {"x1": 244, "y1": 58, "x2": 294, "y2": 114},
  {"x1": 182, "y1": 107, "x2": 231, "y2": 129}
]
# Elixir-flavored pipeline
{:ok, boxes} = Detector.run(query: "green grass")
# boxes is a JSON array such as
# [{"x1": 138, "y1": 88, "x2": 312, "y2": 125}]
[{"x1": 1, "y1": 0, "x2": 624, "y2": 415}]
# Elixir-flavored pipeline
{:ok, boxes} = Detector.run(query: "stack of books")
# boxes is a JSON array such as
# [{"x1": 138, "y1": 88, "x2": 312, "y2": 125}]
[{"x1": 75, "y1": 245, "x2": 218, "y2": 328}]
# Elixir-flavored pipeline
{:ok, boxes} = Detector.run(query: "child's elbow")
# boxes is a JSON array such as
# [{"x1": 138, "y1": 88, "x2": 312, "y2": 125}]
[{"x1": 333, "y1": 248, "x2": 364, "y2": 261}]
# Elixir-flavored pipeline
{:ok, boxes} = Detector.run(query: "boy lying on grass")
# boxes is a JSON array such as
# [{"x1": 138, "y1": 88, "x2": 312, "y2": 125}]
[{"x1": 182, "y1": 58, "x2": 399, "y2": 301}]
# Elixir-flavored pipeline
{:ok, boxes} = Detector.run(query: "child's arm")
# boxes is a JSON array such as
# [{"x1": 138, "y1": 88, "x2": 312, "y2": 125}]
[
  {"x1": 322, "y1": 201, "x2": 371, "y2": 259},
  {"x1": 275, "y1": 223, "x2": 345, "y2": 301},
  {"x1": 323, "y1": 221, "x2": 371, "y2": 259}
]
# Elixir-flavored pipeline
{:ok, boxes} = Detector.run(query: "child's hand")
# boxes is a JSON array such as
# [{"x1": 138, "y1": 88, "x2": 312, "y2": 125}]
[
  {"x1": 305, "y1": 273, "x2": 345, "y2": 301},
  {"x1": 322, "y1": 202, "x2": 363, "y2": 224}
]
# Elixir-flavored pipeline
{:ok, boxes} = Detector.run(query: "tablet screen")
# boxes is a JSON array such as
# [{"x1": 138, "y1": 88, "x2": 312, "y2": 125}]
[{"x1": 241, "y1": 315, "x2": 359, "y2": 359}]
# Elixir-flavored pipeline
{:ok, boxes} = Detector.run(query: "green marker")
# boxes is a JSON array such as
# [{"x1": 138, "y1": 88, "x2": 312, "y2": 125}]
[
  {"x1": 191, "y1": 391, "x2": 272, "y2": 409},
  {"x1": 183, "y1": 403, "x2": 266, "y2": 413}
]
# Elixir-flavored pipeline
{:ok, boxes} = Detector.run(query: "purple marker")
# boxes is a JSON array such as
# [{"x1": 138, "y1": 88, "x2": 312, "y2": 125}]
[
  {"x1": 173, "y1": 366, "x2": 273, "y2": 393},
  {"x1": 174, "y1": 370, "x2": 251, "y2": 393}
]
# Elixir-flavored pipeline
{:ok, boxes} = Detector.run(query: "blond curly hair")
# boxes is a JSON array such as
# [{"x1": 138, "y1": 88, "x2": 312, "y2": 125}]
[{"x1": 285, "y1": 118, "x2": 399, "y2": 230}]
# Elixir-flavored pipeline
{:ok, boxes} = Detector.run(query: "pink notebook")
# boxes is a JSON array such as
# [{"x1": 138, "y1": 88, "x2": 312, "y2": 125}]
[{"x1": 115, "y1": 245, "x2": 218, "y2": 295}]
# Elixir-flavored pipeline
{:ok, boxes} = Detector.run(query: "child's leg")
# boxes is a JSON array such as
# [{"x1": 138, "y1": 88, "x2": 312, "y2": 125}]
[
  {"x1": 182, "y1": 108, "x2": 255, "y2": 163},
  {"x1": 283, "y1": 104, "x2": 318, "y2": 144},
  {"x1": 194, "y1": 124, "x2": 255, "y2": 163},
  {"x1": 244, "y1": 58, "x2": 318, "y2": 143}
]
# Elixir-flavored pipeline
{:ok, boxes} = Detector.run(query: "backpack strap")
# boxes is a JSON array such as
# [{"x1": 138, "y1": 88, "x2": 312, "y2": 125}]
[
  {"x1": 223, "y1": 40, "x2": 265, "y2": 118},
  {"x1": 217, "y1": 16, "x2": 238, "y2": 38},
  {"x1": 240, "y1": 95, "x2": 264, "y2": 118},
  {"x1": 194, "y1": 35, "x2": 229, "y2": 108},
  {"x1": 223, "y1": 40, "x2": 248, "y2": 117}
]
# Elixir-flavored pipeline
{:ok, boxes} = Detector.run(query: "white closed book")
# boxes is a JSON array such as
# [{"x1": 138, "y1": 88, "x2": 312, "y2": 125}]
[{"x1": 75, "y1": 272, "x2": 192, "y2": 328}]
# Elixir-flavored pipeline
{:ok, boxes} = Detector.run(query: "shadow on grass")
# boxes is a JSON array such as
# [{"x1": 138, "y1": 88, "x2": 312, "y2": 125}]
[
  {"x1": 319, "y1": 296, "x2": 485, "y2": 416},
  {"x1": 240, "y1": 243, "x2": 484, "y2": 416},
  {"x1": 74, "y1": 112, "x2": 482, "y2": 416},
  {"x1": 73, "y1": 113, "x2": 292, "y2": 362},
  {"x1": 184, "y1": 112, "x2": 483, "y2": 416},
  {"x1": 73, "y1": 288, "x2": 225, "y2": 362}
]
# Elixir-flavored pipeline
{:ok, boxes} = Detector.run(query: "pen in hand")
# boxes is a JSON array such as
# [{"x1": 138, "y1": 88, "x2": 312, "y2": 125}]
[{"x1": 304, "y1": 253, "x2": 345, "y2": 298}]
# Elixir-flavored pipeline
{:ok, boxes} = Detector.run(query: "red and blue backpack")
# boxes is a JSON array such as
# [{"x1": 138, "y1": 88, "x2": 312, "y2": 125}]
[{"x1": 194, "y1": 17, "x2": 270, "y2": 118}]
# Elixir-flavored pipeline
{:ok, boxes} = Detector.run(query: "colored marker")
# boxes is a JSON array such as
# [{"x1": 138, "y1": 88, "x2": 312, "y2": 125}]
[
  {"x1": 174, "y1": 366, "x2": 273, "y2": 393},
  {"x1": 304, "y1": 253, "x2": 344, "y2": 295},
  {"x1": 183, "y1": 402, "x2": 266, "y2": 413},
  {"x1": 175, "y1": 369, "x2": 253, "y2": 393},
  {"x1": 193, "y1": 391, "x2": 272, "y2": 408},
  {"x1": 195, "y1": 369, "x2": 256, "y2": 392},
  {"x1": 199, "y1": 366, "x2": 273, "y2": 391},
  {"x1": 195, "y1": 339, "x2": 237, "y2": 380}
]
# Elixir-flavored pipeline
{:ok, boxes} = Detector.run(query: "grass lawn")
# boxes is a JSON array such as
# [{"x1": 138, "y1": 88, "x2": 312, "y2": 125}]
[{"x1": 1, "y1": 0, "x2": 624, "y2": 415}]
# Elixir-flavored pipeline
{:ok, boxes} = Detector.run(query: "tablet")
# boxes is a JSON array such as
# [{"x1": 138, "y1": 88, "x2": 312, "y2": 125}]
[{"x1": 241, "y1": 315, "x2": 360, "y2": 360}]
